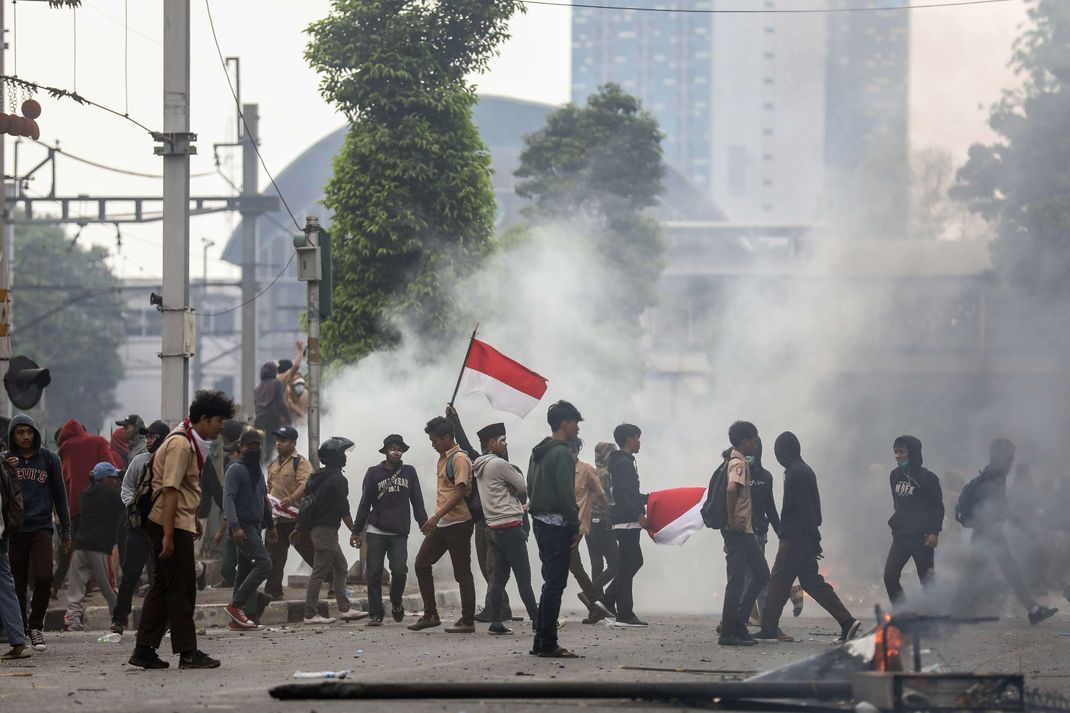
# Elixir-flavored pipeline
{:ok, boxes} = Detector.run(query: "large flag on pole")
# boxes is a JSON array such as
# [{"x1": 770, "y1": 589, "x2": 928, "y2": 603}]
[
  {"x1": 645, "y1": 487, "x2": 708, "y2": 545},
  {"x1": 455, "y1": 338, "x2": 548, "y2": 417}
]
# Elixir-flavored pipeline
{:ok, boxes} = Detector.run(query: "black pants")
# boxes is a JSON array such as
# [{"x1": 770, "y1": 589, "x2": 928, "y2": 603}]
[
  {"x1": 604, "y1": 529, "x2": 644, "y2": 619},
  {"x1": 761, "y1": 536, "x2": 852, "y2": 632},
  {"x1": 487, "y1": 525, "x2": 538, "y2": 623},
  {"x1": 721, "y1": 530, "x2": 769, "y2": 635},
  {"x1": 971, "y1": 525, "x2": 1037, "y2": 611},
  {"x1": 51, "y1": 515, "x2": 79, "y2": 594},
  {"x1": 9, "y1": 529, "x2": 53, "y2": 631},
  {"x1": 364, "y1": 532, "x2": 407, "y2": 619},
  {"x1": 113, "y1": 526, "x2": 154, "y2": 625},
  {"x1": 136, "y1": 521, "x2": 198, "y2": 655},
  {"x1": 533, "y1": 520, "x2": 575, "y2": 654},
  {"x1": 264, "y1": 520, "x2": 316, "y2": 597},
  {"x1": 585, "y1": 519, "x2": 619, "y2": 589},
  {"x1": 475, "y1": 521, "x2": 511, "y2": 617},
  {"x1": 884, "y1": 534, "x2": 935, "y2": 605}
]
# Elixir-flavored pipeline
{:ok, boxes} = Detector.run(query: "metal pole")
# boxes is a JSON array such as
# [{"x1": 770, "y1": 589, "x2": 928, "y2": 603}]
[
  {"x1": 240, "y1": 104, "x2": 259, "y2": 421},
  {"x1": 306, "y1": 216, "x2": 320, "y2": 470},
  {"x1": 159, "y1": 0, "x2": 193, "y2": 424},
  {"x1": 193, "y1": 237, "x2": 213, "y2": 392},
  {"x1": 0, "y1": 0, "x2": 10, "y2": 419}
]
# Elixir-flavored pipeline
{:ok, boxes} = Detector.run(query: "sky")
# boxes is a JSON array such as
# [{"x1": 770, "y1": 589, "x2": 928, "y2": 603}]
[{"x1": 1, "y1": 0, "x2": 1030, "y2": 280}]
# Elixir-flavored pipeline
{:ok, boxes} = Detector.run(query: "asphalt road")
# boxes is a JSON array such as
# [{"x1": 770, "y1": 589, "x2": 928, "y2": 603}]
[{"x1": 1, "y1": 611, "x2": 1067, "y2": 712}]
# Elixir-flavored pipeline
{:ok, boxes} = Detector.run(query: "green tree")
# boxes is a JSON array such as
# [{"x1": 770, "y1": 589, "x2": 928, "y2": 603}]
[
  {"x1": 11, "y1": 222, "x2": 124, "y2": 431},
  {"x1": 305, "y1": 0, "x2": 522, "y2": 364},
  {"x1": 514, "y1": 83, "x2": 666, "y2": 323},
  {"x1": 951, "y1": 0, "x2": 1070, "y2": 294}
]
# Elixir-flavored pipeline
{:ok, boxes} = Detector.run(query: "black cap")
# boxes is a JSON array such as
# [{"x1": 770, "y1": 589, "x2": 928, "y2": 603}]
[
  {"x1": 379, "y1": 434, "x2": 409, "y2": 455},
  {"x1": 476, "y1": 423, "x2": 506, "y2": 443},
  {"x1": 142, "y1": 420, "x2": 170, "y2": 439},
  {"x1": 116, "y1": 414, "x2": 142, "y2": 427},
  {"x1": 277, "y1": 358, "x2": 294, "y2": 375},
  {"x1": 272, "y1": 426, "x2": 299, "y2": 441},
  {"x1": 222, "y1": 419, "x2": 245, "y2": 444},
  {"x1": 238, "y1": 429, "x2": 263, "y2": 447}
]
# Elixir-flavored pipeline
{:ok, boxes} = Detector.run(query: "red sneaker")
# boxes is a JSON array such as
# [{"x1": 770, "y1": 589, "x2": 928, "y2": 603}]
[{"x1": 224, "y1": 603, "x2": 257, "y2": 629}]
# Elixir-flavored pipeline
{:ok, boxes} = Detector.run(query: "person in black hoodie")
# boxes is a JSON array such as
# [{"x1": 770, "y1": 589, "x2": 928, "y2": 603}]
[
  {"x1": 352, "y1": 435, "x2": 428, "y2": 625},
  {"x1": 744, "y1": 437, "x2": 781, "y2": 622},
  {"x1": 5, "y1": 413, "x2": 69, "y2": 653},
  {"x1": 884, "y1": 435, "x2": 943, "y2": 607},
  {"x1": 755, "y1": 431, "x2": 860, "y2": 644},
  {"x1": 603, "y1": 423, "x2": 649, "y2": 628}
]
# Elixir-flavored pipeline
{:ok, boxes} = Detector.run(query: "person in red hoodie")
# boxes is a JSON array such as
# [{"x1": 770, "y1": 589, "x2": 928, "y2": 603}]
[{"x1": 52, "y1": 419, "x2": 123, "y2": 596}]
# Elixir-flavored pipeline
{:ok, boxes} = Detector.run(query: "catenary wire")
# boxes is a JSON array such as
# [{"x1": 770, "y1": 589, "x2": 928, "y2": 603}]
[{"x1": 30, "y1": 138, "x2": 217, "y2": 178}]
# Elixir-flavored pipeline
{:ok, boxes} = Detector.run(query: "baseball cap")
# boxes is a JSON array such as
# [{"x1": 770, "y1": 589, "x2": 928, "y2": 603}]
[
  {"x1": 92, "y1": 462, "x2": 120, "y2": 481},
  {"x1": 115, "y1": 414, "x2": 143, "y2": 427},
  {"x1": 272, "y1": 426, "x2": 299, "y2": 441},
  {"x1": 238, "y1": 429, "x2": 263, "y2": 447},
  {"x1": 142, "y1": 420, "x2": 170, "y2": 439}
]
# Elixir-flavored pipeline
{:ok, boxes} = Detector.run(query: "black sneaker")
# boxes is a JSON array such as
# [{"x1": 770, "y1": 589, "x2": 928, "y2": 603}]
[
  {"x1": 718, "y1": 633, "x2": 757, "y2": 647},
  {"x1": 445, "y1": 619, "x2": 476, "y2": 634},
  {"x1": 837, "y1": 619, "x2": 862, "y2": 643},
  {"x1": 752, "y1": 629, "x2": 780, "y2": 644},
  {"x1": 613, "y1": 615, "x2": 648, "y2": 628},
  {"x1": 391, "y1": 605, "x2": 405, "y2": 623},
  {"x1": 1029, "y1": 605, "x2": 1058, "y2": 626},
  {"x1": 28, "y1": 629, "x2": 45, "y2": 652},
  {"x1": 128, "y1": 648, "x2": 169, "y2": 670},
  {"x1": 366, "y1": 617, "x2": 383, "y2": 627},
  {"x1": 179, "y1": 650, "x2": 221, "y2": 669},
  {"x1": 473, "y1": 609, "x2": 492, "y2": 623},
  {"x1": 109, "y1": 621, "x2": 124, "y2": 635},
  {"x1": 487, "y1": 623, "x2": 513, "y2": 636}
]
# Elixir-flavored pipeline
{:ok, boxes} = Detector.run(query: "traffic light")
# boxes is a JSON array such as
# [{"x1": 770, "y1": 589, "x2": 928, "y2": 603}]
[
  {"x1": 293, "y1": 226, "x2": 333, "y2": 320},
  {"x1": 4, "y1": 354, "x2": 51, "y2": 409}
]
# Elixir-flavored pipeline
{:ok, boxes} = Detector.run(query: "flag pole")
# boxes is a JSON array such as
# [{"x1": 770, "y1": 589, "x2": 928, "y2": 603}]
[{"x1": 449, "y1": 322, "x2": 480, "y2": 407}]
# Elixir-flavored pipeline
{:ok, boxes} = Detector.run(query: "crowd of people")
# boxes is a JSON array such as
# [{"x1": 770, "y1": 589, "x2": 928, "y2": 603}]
[{"x1": 0, "y1": 378, "x2": 1066, "y2": 666}]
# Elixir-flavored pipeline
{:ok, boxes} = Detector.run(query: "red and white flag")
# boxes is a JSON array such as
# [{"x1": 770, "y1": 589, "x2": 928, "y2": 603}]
[
  {"x1": 456, "y1": 339, "x2": 548, "y2": 418},
  {"x1": 645, "y1": 487, "x2": 708, "y2": 546}
]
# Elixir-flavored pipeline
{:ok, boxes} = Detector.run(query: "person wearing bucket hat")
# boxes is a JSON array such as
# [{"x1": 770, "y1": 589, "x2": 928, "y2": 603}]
[
  {"x1": 264, "y1": 426, "x2": 315, "y2": 600},
  {"x1": 352, "y1": 435, "x2": 428, "y2": 625},
  {"x1": 63, "y1": 462, "x2": 124, "y2": 631}
]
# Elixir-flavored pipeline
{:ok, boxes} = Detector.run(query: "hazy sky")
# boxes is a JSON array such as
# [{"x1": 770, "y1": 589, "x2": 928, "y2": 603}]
[{"x1": 2, "y1": 0, "x2": 1028, "y2": 280}]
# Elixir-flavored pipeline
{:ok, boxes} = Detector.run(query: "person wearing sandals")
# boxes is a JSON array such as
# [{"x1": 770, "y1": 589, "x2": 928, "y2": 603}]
[{"x1": 0, "y1": 452, "x2": 29, "y2": 660}]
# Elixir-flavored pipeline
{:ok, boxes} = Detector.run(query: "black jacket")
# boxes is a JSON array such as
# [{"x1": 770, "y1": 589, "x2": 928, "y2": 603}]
[
  {"x1": 74, "y1": 482, "x2": 125, "y2": 553},
  {"x1": 299, "y1": 466, "x2": 350, "y2": 531},
  {"x1": 774, "y1": 432, "x2": 822, "y2": 542},
  {"x1": 6, "y1": 414, "x2": 70, "y2": 538},
  {"x1": 749, "y1": 441, "x2": 781, "y2": 537},
  {"x1": 973, "y1": 465, "x2": 1011, "y2": 530},
  {"x1": 888, "y1": 435, "x2": 944, "y2": 537},
  {"x1": 353, "y1": 462, "x2": 428, "y2": 536},
  {"x1": 0, "y1": 459, "x2": 23, "y2": 539},
  {"x1": 608, "y1": 450, "x2": 647, "y2": 525}
]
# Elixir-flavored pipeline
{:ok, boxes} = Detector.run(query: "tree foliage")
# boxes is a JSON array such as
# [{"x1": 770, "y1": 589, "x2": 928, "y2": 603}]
[
  {"x1": 305, "y1": 0, "x2": 522, "y2": 364},
  {"x1": 514, "y1": 83, "x2": 665, "y2": 324},
  {"x1": 951, "y1": 0, "x2": 1070, "y2": 294},
  {"x1": 12, "y1": 221, "x2": 123, "y2": 430}
]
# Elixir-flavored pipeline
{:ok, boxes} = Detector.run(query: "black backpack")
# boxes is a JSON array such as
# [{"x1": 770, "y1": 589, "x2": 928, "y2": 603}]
[
  {"x1": 955, "y1": 470, "x2": 985, "y2": 528},
  {"x1": 700, "y1": 457, "x2": 731, "y2": 530},
  {"x1": 445, "y1": 451, "x2": 483, "y2": 522},
  {"x1": 127, "y1": 433, "x2": 186, "y2": 529}
]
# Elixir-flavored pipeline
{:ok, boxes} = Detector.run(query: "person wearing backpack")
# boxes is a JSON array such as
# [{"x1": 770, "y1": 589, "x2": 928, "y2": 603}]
[
  {"x1": 351, "y1": 434, "x2": 428, "y2": 626},
  {"x1": 128, "y1": 390, "x2": 235, "y2": 671},
  {"x1": 755, "y1": 431, "x2": 861, "y2": 644},
  {"x1": 112, "y1": 420, "x2": 170, "y2": 634},
  {"x1": 960, "y1": 438, "x2": 1057, "y2": 626},
  {"x1": 0, "y1": 452, "x2": 29, "y2": 660},
  {"x1": 884, "y1": 436, "x2": 943, "y2": 608},
  {"x1": 409, "y1": 416, "x2": 478, "y2": 633},
  {"x1": 5, "y1": 413, "x2": 69, "y2": 653},
  {"x1": 264, "y1": 426, "x2": 315, "y2": 600}
]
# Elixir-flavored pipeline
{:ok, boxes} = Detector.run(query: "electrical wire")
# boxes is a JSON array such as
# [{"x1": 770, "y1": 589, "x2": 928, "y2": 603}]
[
  {"x1": 204, "y1": 0, "x2": 302, "y2": 233},
  {"x1": 0, "y1": 74, "x2": 155, "y2": 134},
  {"x1": 198, "y1": 253, "x2": 296, "y2": 318},
  {"x1": 123, "y1": 0, "x2": 128, "y2": 116},
  {"x1": 520, "y1": 0, "x2": 1011, "y2": 12},
  {"x1": 31, "y1": 138, "x2": 217, "y2": 178}
]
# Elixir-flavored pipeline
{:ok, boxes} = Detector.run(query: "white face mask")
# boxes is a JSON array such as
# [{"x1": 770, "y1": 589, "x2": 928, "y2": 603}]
[{"x1": 294, "y1": 382, "x2": 305, "y2": 396}]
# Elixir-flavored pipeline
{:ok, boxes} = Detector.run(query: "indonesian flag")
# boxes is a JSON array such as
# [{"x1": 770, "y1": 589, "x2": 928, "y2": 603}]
[
  {"x1": 645, "y1": 487, "x2": 708, "y2": 546},
  {"x1": 456, "y1": 339, "x2": 548, "y2": 417},
  {"x1": 268, "y1": 494, "x2": 300, "y2": 521}
]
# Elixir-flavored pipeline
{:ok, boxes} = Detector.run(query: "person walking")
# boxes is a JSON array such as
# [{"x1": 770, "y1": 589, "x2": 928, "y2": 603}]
[
  {"x1": 473, "y1": 422, "x2": 539, "y2": 635},
  {"x1": 222, "y1": 430, "x2": 277, "y2": 630},
  {"x1": 6, "y1": 414, "x2": 70, "y2": 653},
  {"x1": 264, "y1": 426, "x2": 314, "y2": 600},
  {"x1": 64, "y1": 462, "x2": 125, "y2": 630},
  {"x1": 884, "y1": 435, "x2": 943, "y2": 608},
  {"x1": 292, "y1": 437, "x2": 367, "y2": 625},
  {"x1": 604, "y1": 423, "x2": 650, "y2": 628},
  {"x1": 568, "y1": 438, "x2": 613, "y2": 623},
  {"x1": 528, "y1": 400, "x2": 583, "y2": 658},
  {"x1": 755, "y1": 431, "x2": 861, "y2": 644},
  {"x1": 744, "y1": 437, "x2": 781, "y2": 624},
  {"x1": 352, "y1": 435, "x2": 428, "y2": 626},
  {"x1": 409, "y1": 416, "x2": 477, "y2": 634},
  {"x1": 585, "y1": 442, "x2": 619, "y2": 602},
  {"x1": 128, "y1": 390, "x2": 235, "y2": 671},
  {"x1": 0, "y1": 450, "x2": 29, "y2": 659}
]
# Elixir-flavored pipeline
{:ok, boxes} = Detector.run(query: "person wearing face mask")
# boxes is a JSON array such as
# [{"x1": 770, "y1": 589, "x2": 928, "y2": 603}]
[
  {"x1": 884, "y1": 436, "x2": 943, "y2": 608},
  {"x1": 221, "y1": 430, "x2": 277, "y2": 631}
]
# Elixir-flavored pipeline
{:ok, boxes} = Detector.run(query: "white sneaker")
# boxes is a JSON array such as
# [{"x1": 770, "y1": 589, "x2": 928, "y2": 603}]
[
  {"x1": 339, "y1": 610, "x2": 368, "y2": 621},
  {"x1": 303, "y1": 615, "x2": 336, "y2": 625}
]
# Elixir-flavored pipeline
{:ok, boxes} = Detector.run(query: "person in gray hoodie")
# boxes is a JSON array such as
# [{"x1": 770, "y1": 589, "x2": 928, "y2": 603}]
[{"x1": 472, "y1": 422, "x2": 538, "y2": 635}]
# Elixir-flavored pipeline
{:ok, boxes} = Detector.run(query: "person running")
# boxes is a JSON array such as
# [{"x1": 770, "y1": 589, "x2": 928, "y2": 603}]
[
  {"x1": 0, "y1": 449, "x2": 29, "y2": 660},
  {"x1": 472, "y1": 422, "x2": 538, "y2": 635},
  {"x1": 6, "y1": 414, "x2": 70, "y2": 653},
  {"x1": 585, "y1": 442, "x2": 619, "y2": 606},
  {"x1": 755, "y1": 431, "x2": 861, "y2": 644},
  {"x1": 960, "y1": 438, "x2": 1057, "y2": 625},
  {"x1": 528, "y1": 400, "x2": 583, "y2": 658},
  {"x1": 409, "y1": 416, "x2": 477, "y2": 634},
  {"x1": 112, "y1": 420, "x2": 170, "y2": 634},
  {"x1": 222, "y1": 430, "x2": 277, "y2": 630},
  {"x1": 264, "y1": 426, "x2": 315, "y2": 600},
  {"x1": 292, "y1": 437, "x2": 367, "y2": 625},
  {"x1": 352, "y1": 435, "x2": 428, "y2": 626},
  {"x1": 716, "y1": 421, "x2": 768, "y2": 646},
  {"x1": 884, "y1": 435, "x2": 943, "y2": 608},
  {"x1": 604, "y1": 423, "x2": 650, "y2": 628},
  {"x1": 129, "y1": 390, "x2": 234, "y2": 671},
  {"x1": 64, "y1": 462, "x2": 125, "y2": 631},
  {"x1": 568, "y1": 438, "x2": 613, "y2": 623}
]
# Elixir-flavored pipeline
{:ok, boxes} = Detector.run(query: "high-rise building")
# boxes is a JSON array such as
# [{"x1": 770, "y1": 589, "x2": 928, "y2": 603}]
[{"x1": 571, "y1": 4, "x2": 714, "y2": 193}]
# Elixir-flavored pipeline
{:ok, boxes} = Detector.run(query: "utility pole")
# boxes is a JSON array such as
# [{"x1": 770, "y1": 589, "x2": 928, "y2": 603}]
[
  {"x1": 295, "y1": 216, "x2": 322, "y2": 469},
  {"x1": 239, "y1": 104, "x2": 259, "y2": 421},
  {"x1": 157, "y1": 0, "x2": 195, "y2": 425},
  {"x1": 193, "y1": 237, "x2": 214, "y2": 392},
  {"x1": 0, "y1": 0, "x2": 11, "y2": 419}
]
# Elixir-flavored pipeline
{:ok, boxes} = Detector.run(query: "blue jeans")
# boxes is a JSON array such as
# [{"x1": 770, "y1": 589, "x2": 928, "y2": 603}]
[
  {"x1": 0, "y1": 537, "x2": 27, "y2": 647},
  {"x1": 231, "y1": 527, "x2": 272, "y2": 609},
  {"x1": 532, "y1": 520, "x2": 576, "y2": 653}
]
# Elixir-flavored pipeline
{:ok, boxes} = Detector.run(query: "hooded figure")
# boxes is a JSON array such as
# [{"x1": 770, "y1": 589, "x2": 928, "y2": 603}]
[
  {"x1": 888, "y1": 436, "x2": 944, "y2": 538},
  {"x1": 56, "y1": 419, "x2": 122, "y2": 523},
  {"x1": 253, "y1": 361, "x2": 291, "y2": 434},
  {"x1": 773, "y1": 432, "x2": 822, "y2": 542},
  {"x1": 7, "y1": 414, "x2": 70, "y2": 540}
]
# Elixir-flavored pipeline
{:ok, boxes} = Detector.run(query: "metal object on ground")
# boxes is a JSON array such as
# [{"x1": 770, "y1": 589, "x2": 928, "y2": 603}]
[{"x1": 853, "y1": 673, "x2": 1024, "y2": 712}]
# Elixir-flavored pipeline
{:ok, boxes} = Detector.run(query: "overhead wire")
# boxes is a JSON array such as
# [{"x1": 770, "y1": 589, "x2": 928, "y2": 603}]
[
  {"x1": 30, "y1": 138, "x2": 217, "y2": 179},
  {"x1": 519, "y1": 0, "x2": 1011, "y2": 12},
  {"x1": 0, "y1": 74, "x2": 155, "y2": 134}
]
